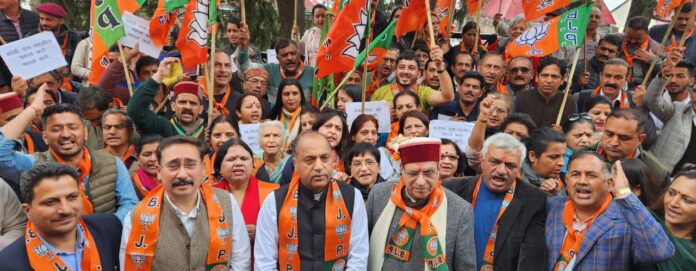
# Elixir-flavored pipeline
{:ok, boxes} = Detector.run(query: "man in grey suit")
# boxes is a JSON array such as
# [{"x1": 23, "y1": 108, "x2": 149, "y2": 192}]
[
  {"x1": 366, "y1": 138, "x2": 476, "y2": 271},
  {"x1": 640, "y1": 47, "x2": 696, "y2": 174}
]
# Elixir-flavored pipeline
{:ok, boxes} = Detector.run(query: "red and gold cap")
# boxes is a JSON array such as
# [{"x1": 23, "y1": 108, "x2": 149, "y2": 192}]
[
  {"x1": 172, "y1": 81, "x2": 201, "y2": 98},
  {"x1": 399, "y1": 137, "x2": 442, "y2": 165},
  {"x1": 0, "y1": 92, "x2": 22, "y2": 113}
]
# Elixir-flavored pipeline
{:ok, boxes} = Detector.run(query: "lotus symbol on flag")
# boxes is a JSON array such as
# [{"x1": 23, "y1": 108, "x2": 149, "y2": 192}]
[{"x1": 514, "y1": 23, "x2": 550, "y2": 56}]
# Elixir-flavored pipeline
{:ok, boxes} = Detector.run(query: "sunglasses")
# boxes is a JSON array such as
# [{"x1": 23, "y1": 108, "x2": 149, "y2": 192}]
[{"x1": 568, "y1": 113, "x2": 592, "y2": 122}]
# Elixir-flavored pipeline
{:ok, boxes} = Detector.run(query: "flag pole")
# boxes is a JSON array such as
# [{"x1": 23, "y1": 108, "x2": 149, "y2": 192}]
[
  {"x1": 640, "y1": 2, "x2": 685, "y2": 88},
  {"x1": 293, "y1": 0, "x2": 299, "y2": 42},
  {"x1": 321, "y1": 69, "x2": 356, "y2": 110},
  {"x1": 447, "y1": 0, "x2": 456, "y2": 36},
  {"x1": 241, "y1": 0, "x2": 246, "y2": 24},
  {"x1": 117, "y1": 42, "x2": 135, "y2": 97},
  {"x1": 424, "y1": 0, "x2": 437, "y2": 47},
  {"x1": 556, "y1": 47, "x2": 582, "y2": 126},
  {"x1": 362, "y1": 6, "x2": 376, "y2": 114},
  {"x1": 207, "y1": 24, "x2": 218, "y2": 126},
  {"x1": 474, "y1": 0, "x2": 483, "y2": 53},
  {"x1": 497, "y1": 0, "x2": 503, "y2": 15}
]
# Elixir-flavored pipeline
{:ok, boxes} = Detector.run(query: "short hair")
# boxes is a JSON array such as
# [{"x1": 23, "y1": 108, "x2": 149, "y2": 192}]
[
  {"x1": 626, "y1": 16, "x2": 650, "y2": 31},
  {"x1": 675, "y1": 60, "x2": 695, "y2": 78},
  {"x1": 598, "y1": 34, "x2": 622, "y2": 48},
  {"x1": 508, "y1": 15, "x2": 526, "y2": 29},
  {"x1": 525, "y1": 127, "x2": 566, "y2": 160},
  {"x1": 398, "y1": 110, "x2": 429, "y2": 135},
  {"x1": 584, "y1": 95, "x2": 613, "y2": 112},
  {"x1": 345, "y1": 143, "x2": 381, "y2": 173},
  {"x1": 568, "y1": 151, "x2": 611, "y2": 178},
  {"x1": 537, "y1": 56, "x2": 567, "y2": 77},
  {"x1": 562, "y1": 115, "x2": 595, "y2": 134},
  {"x1": 312, "y1": 4, "x2": 327, "y2": 15},
  {"x1": 24, "y1": 86, "x2": 58, "y2": 106},
  {"x1": 292, "y1": 130, "x2": 331, "y2": 155},
  {"x1": 20, "y1": 163, "x2": 79, "y2": 203},
  {"x1": 312, "y1": 109, "x2": 350, "y2": 156},
  {"x1": 482, "y1": 132, "x2": 526, "y2": 164},
  {"x1": 226, "y1": 16, "x2": 241, "y2": 28},
  {"x1": 396, "y1": 50, "x2": 420, "y2": 68},
  {"x1": 602, "y1": 58, "x2": 630, "y2": 75},
  {"x1": 349, "y1": 114, "x2": 379, "y2": 140},
  {"x1": 491, "y1": 92, "x2": 513, "y2": 114},
  {"x1": 77, "y1": 86, "x2": 112, "y2": 111},
  {"x1": 460, "y1": 71, "x2": 485, "y2": 87},
  {"x1": 156, "y1": 135, "x2": 207, "y2": 163},
  {"x1": 136, "y1": 134, "x2": 163, "y2": 154},
  {"x1": 393, "y1": 90, "x2": 421, "y2": 109},
  {"x1": 681, "y1": 2, "x2": 694, "y2": 12},
  {"x1": 274, "y1": 38, "x2": 298, "y2": 54},
  {"x1": 481, "y1": 52, "x2": 505, "y2": 65},
  {"x1": 258, "y1": 120, "x2": 288, "y2": 145},
  {"x1": 607, "y1": 108, "x2": 646, "y2": 134},
  {"x1": 500, "y1": 113, "x2": 537, "y2": 136},
  {"x1": 41, "y1": 104, "x2": 84, "y2": 127},
  {"x1": 413, "y1": 41, "x2": 430, "y2": 54},
  {"x1": 101, "y1": 109, "x2": 133, "y2": 130},
  {"x1": 508, "y1": 56, "x2": 533, "y2": 68},
  {"x1": 213, "y1": 138, "x2": 255, "y2": 179},
  {"x1": 135, "y1": 56, "x2": 159, "y2": 76},
  {"x1": 462, "y1": 21, "x2": 477, "y2": 33}
]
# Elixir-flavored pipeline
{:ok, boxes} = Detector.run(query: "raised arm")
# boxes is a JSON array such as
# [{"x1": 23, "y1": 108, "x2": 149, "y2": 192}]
[
  {"x1": 126, "y1": 58, "x2": 177, "y2": 136},
  {"x1": 2, "y1": 84, "x2": 48, "y2": 140},
  {"x1": 427, "y1": 48, "x2": 455, "y2": 106}
]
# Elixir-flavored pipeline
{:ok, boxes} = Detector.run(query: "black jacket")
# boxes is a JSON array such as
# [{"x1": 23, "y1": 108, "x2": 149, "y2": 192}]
[
  {"x1": 0, "y1": 213, "x2": 122, "y2": 271},
  {"x1": 442, "y1": 176, "x2": 548, "y2": 271}
]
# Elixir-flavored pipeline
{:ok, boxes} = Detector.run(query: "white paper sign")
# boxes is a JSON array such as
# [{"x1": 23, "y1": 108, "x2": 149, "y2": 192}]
[
  {"x1": 239, "y1": 123, "x2": 262, "y2": 155},
  {"x1": 429, "y1": 120, "x2": 475, "y2": 150},
  {"x1": 266, "y1": 49, "x2": 279, "y2": 64},
  {"x1": 438, "y1": 114, "x2": 454, "y2": 121},
  {"x1": 120, "y1": 12, "x2": 162, "y2": 58},
  {"x1": 345, "y1": 101, "x2": 391, "y2": 133},
  {"x1": 0, "y1": 32, "x2": 67, "y2": 79}
]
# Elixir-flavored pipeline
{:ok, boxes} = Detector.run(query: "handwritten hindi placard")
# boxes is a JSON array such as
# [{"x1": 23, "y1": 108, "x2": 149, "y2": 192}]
[
  {"x1": 0, "y1": 32, "x2": 67, "y2": 79},
  {"x1": 345, "y1": 101, "x2": 391, "y2": 133},
  {"x1": 429, "y1": 120, "x2": 475, "y2": 150},
  {"x1": 239, "y1": 123, "x2": 262, "y2": 155},
  {"x1": 120, "y1": 12, "x2": 162, "y2": 58}
]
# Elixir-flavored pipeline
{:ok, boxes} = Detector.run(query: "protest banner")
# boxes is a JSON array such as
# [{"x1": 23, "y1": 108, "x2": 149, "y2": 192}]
[
  {"x1": 345, "y1": 101, "x2": 391, "y2": 133},
  {"x1": 120, "y1": 12, "x2": 163, "y2": 58},
  {"x1": 0, "y1": 32, "x2": 67, "y2": 79},
  {"x1": 239, "y1": 123, "x2": 262, "y2": 155},
  {"x1": 429, "y1": 120, "x2": 475, "y2": 150}
]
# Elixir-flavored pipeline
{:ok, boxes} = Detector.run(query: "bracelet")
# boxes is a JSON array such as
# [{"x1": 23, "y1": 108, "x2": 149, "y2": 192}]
[{"x1": 617, "y1": 187, "x2": 632, "y2": 197}]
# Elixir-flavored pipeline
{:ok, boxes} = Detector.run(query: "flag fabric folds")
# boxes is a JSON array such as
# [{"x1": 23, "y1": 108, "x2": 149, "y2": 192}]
[
  {"x1": 315, "y1": 0, "x2": 370, "y2": 79},
  {"x1": 522, "y1": 0, "x2": 580, "y2": 23},
  {"x1": 118, "y1": 0, "x2": 145, "y2": 14},
  {"x1": 506, "y1": 3, "x2": 593, "y2": 58},
  {"x1": 466, "y1": 0, "x2": 482, "y2": 16},
  {"x1": 656, "y1": 0, "x2": 686, "y2": 17},
  {"x1": 354, "y1": 20, "x2": 396, "y2": 70},
  {"x1": 165, "y1": 0, "x2": 189, "y2": 12},
  {"x1": 88, "y1": 0, "x2": 126, "y2": 85},
  {"x1": 395, "y1": 0, "x2": 426, "y2": 37},
  {"x1": 176, "y1": 0, "x2": 211, "y2": 68},
  {"x1": 435, "y1": 0, "x2": 453, "y2": 34},
  {"x1": 149, "y1": 0, "x2": 179, "y2": 47}
]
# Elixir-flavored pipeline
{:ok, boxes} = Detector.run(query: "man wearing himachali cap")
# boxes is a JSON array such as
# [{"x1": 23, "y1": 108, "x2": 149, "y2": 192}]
[{"x1": 366, "y1": 137, "x2": 476, "y2": 271}]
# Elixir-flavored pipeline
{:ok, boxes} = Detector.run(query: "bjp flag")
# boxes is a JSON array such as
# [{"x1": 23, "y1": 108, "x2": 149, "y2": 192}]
[
  {"x1": 118, "y1": 0, "x2": 145, "y2": 14},
  {"x1": 176, "y1": 0, "x2": 211, "y2": 68},
  {"x1": 149, "y1": 0, "x2": 178, "y2": 47},
  {"x1": 315, "y1": 0, "x2": 369, "y2": 79},
  {"x1": 507, "y1": 3, "x2": 593, "y2": 58},
  {"x1": 88, "y1": 0, "x2": 126, "y2": 85},
  {"x1": 522, "y1": 0, "x2": 581, "y2": 23},
  {"x1": 656, "y1": 0, "x2": 686, "y2": 17},
  {"x1": 466, "y1": 0, "x2": 482, "y2": 16},
  {"x1": 435, "y1": 0, "x2": 453, "y2": 33},
  {"x1": 395, "y1": 0, "x2": 426, "y2": 37}
]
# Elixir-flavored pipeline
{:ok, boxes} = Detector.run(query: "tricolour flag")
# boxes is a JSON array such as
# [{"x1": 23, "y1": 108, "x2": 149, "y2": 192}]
[
  {"x1": 395, "y1": 0, "x2": 426, "y2": 37},
  {"x1": 176, "y1": 0, "x2": 211, "y2": 68},
  {"x1": 435, "y1": 0, "x2": 453, "y2": 34},
  {"x1": 315, "y1": 0, "x2": 370, "y2": 79},
  {"x1": 118, "y1": 0, "x2": 145, "y2": 14},
  {"x1": 149, "y1": 0, "x2": 179, "y2": 47},
  {"x1": 522, "y1": 0, "x2": 582, "y2": 23},
  {"x1": 88, "y1": 0, "x2": 126, "y2": 85},
  {"x1": 354, "y1": 20, "x2": 396, "y2": 70},
  {"x1": 656, "y1": 0, "x2": 686, "y2": 17},
  {"x1": 506, "y1": 3, "x2": 593, "y2": 58}
]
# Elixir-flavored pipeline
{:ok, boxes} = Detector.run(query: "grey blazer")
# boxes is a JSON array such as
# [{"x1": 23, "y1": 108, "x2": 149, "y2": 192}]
[
  {"x1": 645, "y1": 76, "x2": 694, "y2": 173},
  {"x1": 366, "y1": 181, "x2": 476, "y2": 271}
]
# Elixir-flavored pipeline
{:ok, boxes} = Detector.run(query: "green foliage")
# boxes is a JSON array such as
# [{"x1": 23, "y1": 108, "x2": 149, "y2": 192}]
[{"x1": 218, "y1": 0, "x2": 279, "y2": 50}]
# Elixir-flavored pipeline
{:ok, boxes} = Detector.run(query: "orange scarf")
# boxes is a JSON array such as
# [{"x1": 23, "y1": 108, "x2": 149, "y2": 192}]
[
  {"x1": 496, "y1": 82, "x2": 509, "y2": 95},
  {"x1": 23, "y1": 133, "x2": 35, "y2": 154},
  {"x1": 124, "y1": 184, "x2": 230, "y2": 270},
  {"x1": 666, "y1": 29, "x2": 694, "y2": 53},
  {"x1": 621, "y1": 38, "x2": 649, "y2": 67},
  {"x1": 597, "y1": 145, "x2": 637, "y2": 159},
  {"x1": 100, "y1": 144, "x2": 136, "y2": 163},
  {"x1": 200, "y1": 78, "x2": 233, "y2": 115},
  {"x1": 385, "y1": 177, "x2": 448, "y2": 270},
  {"x1": 204, "y1": 152, "x2": 217, "y2": 182},
  {"x1": 280, "y1": 61, "x2": 305, "y2": 80},
  {"x1": 49, "y1": 148, "x2": 94, "y2": 215},
  {"x1": 278, "y1": 172, "x2": 351, "y2": 270},
  {"x1": 553, "y1": 195, "x2": 612, "y2": 270},
  {"x1": 279, "y1": 107, "x2": 301, "y2": 132},
  {"x1": 389, "y1": 83, "x2": 408, "y2": 96},
  {"x1": 593, "y1": 86, "x2": 629, "y2": 109},
  {"x1": 471, "y1": 176, "x2": 516, "y2": 270},
  {"x1": 25, "y1": 220, "x2": 102, "y2": 271}
]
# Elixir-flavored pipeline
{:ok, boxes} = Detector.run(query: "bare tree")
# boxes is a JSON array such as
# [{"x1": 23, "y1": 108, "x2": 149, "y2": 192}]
[{"x1": 276, "y1": 0, "x2": 305, "y2": 39}]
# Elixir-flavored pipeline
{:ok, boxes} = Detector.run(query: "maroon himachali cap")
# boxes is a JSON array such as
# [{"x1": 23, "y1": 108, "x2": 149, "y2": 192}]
[
  {"x1": 0, "y1": 93, "x2": 22, "y2": 113},
  {"x1": 36, "y1": 3, "x2": 68, "y2": 18},
  {"x1": 398, "y1": 138, "x2": 442, "y2": 165}
]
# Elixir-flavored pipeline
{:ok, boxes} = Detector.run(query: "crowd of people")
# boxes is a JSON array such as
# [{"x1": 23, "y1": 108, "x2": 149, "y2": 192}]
[{"x1": 0, "y1": 0, "x2": 695, "y2": 270}]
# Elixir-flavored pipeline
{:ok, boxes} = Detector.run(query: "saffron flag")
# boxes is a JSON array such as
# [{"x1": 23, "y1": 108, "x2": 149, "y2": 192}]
[
  {"x1": 506, "y1": 3, "x2": 593, "y2": 58},
  {"x1": 395, "y1": 0, "x2": 426, "y2": 37},
  {"x1": 176, "y1": 0, "x2": 211, "y2": 68},
  {"x1": 656, "y1": 0, "x2": 686, "y2": 17},
  {"x1": 88, "y1": 0, "x2": 126, "y2": 85},
  {"x1": 149, "y1": 0, "x2": 178, "y2": 47},
  {"x1": 315, "y1": 0, "x2": 370, "y2": 79},
  {"x1": 466, "y1": 0, "x2": 482, "y2": 16},
  {"x1": 435, "y1": 0, "x2": 453, "y2": 34},
  {"x1": 118, "y1": 0, "x2": 145, "y2": 14},
  {"x1": 522, "y1": 0, "x2": 581, "y2": 23},
  {"x1": 354, "y1": 20, "x2": 396, "y2": 70}
]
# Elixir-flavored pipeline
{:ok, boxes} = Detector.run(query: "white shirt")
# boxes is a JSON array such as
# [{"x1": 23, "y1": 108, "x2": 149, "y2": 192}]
[
  {"x1": 253, "y1": 187, "x2": 369, "y2": 271},
  {"x1": 118, "y1": 192, "x2": 251, "y2": 271}
]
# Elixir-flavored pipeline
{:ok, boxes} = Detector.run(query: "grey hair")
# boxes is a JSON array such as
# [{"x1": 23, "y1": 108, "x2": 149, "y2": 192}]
[
  {"x1": 509, "y1": 15, "x2": 526, "y2": 30},
  {"x1": 101, "y1": 109, "x2": 133, "y2": 130},
  {"x1": 481, "y1": 132, "x2": 527, "y2": 164},
  {"x1": 258, "y1": 120, "x2": 288, "y2": 145}
]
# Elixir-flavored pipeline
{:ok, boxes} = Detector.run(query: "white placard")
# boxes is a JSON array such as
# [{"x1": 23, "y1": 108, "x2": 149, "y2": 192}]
[
  {"x1": 0, "y1": 32, "x2": 67, "y2": 79},
  {"x1": 429, "y1": 120, "x2": 475, "y2": 151},
  {"x1": 239, "y1": 123, "x2": 262, "y2": 155},
  {"x1": 345, "y1": 101, "x2": 391, "y2": 133},
  {"x1": 438, "y1": 114, "x2": 453, "y2": 121},
  {"x1": 120, "y1": 12, "x2": 162, "y2": 58},
  {"x1": 266, "y1": 49, "x2": 278, "y2": 64}
]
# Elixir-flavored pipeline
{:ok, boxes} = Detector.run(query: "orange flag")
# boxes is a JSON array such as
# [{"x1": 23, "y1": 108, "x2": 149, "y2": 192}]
[
  {"x1": 176, "y1": 0, "x2": 210, "y2": 68},
  {"x1": 118, "y1": 0, "x2": 145, "y2": 14},
  {"x1": 315, "y1": 0, "x2": 369, "y2": 78},
  {"x1": 507, "y1": 3, "x2": 593, "y2": 57},
  {"x1": 522, "y1": 0, "x2": 580, "y2": 23},
  {"x1": 395, "y1": 0, "x2": 426, "y2": 37},
  {"x1": 656, "y1": 0, "x2": 686, "y2": 17},
  {"x1": 149, "y1": 0, "x2": 178, "y2": 47},
  {"x1": 435, "y1": 0, "x2": 452, "y2": 33},
  {"x1": 466, "y1": 0, "x2": 482, "y2": 16},
  {"x1": 88, "y1": 0, "x2": 126, "y2": 85}
]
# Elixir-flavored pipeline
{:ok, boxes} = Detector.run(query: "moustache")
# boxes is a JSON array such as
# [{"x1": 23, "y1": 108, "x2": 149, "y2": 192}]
[
  {"x1": 604, "y1": 83, "x2": 618, "y2": 89},
  {"x1": 182, "y1": 109, "x2": 194, "y2": 115},
  {"x1": 491, "y1": 172, "x2": 509, "y2": 180},
  {"x1": 172, "y1": 178, "x2": 195, "y2": 187}
]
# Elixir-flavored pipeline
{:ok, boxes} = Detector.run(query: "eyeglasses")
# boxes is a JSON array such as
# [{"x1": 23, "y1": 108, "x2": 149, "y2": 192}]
[
  {"x1": 440, "y1": 154, "x2": 459, "y2": 161},
  {"x1": 350, "y1": 160, "x2": 377, "y2": 168},
  {"x1": 568, "y1": 113, "x2": 592, "y2": 122},
  {"x1": 403, "y1": 169, "x2": 438, "y2": 179},
  {"x1": 248, "y1": 79, "x2": 267, "y2": 85},
  {"x1": 509, "y1": 67, "x2": 530, "y2": 74}
]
